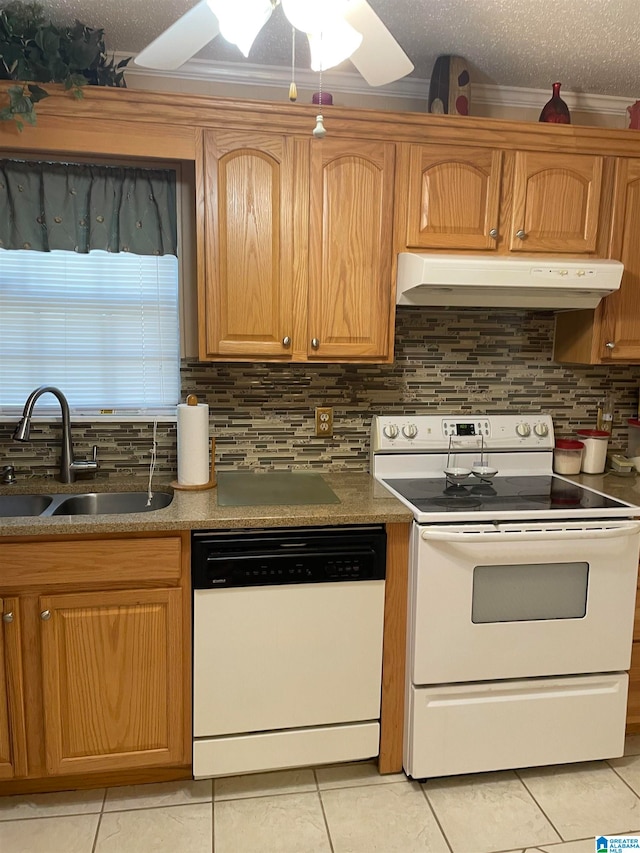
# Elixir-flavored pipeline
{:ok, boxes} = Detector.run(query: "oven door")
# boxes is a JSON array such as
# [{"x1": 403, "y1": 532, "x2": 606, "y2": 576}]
[{"x1": 410, "y1": 519, "x2": 640, "y2": 684}]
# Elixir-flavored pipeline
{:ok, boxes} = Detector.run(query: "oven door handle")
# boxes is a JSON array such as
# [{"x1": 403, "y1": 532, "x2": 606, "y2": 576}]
[{"x1": 421, "y1": 522, "x2": 640, "y2": 543}]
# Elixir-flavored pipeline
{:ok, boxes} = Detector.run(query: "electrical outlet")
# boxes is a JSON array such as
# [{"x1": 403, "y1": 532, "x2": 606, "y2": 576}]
[{"x1": 315, "y1": 406, "x2": 334, "y2": 438}]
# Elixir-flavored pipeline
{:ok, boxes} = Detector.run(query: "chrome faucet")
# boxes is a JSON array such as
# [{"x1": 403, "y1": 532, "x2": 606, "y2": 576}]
[{"x1": 13, "y1": 386, "x2": 99, "y2": 483}]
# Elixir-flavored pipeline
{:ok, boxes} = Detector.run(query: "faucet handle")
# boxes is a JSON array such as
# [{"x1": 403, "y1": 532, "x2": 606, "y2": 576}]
[
  {"x1": 69, "y1": 447, "x2": 99, "y2": 477},
  {"x1": 1, "y1": 465, "x2": 16, "y2": 485}
]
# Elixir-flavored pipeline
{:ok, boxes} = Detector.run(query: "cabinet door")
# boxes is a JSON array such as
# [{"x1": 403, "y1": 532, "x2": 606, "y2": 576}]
[
  {"x1": 0, "y1": 598, "x2": 27, "y2": 780},
  {"x1": 40, "y1": 588, "x2": 184, "y2": 776},
  {"x1": 401, "y1": 144, "x2": 503, "y2": 250},
  {"x1": 510, "y1": 151, "x2": 603, "y2": 253},
  {"x1": 201, "y1": 130, "x2": 295, "y2": 359},
  {"x1": 308, "y1": 138, "x2": 395, "y2": 360},
  {"x1": 600, "y1": 159, "x2": 640, "y2": 362}
]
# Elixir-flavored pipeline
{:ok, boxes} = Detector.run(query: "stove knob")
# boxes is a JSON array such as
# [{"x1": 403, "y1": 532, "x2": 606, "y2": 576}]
[
  {"x1": 516, "y1": 422, "x2": 531, "y2": 437},
  {"x1": 534, "y1": 422, "x2": 549, "y2": 437},
  {"x1": 402, "y1": 424, "x2": 418, "y2": 439},
  {"x1": 383, "y1": 424, "x2": 399, "y2": 439}
]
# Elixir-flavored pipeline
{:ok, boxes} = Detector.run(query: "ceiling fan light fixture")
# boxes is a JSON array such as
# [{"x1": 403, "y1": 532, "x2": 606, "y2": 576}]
[
  {"x1": 206, "y1": 0, "x2": 274, "y2": 57},
  {"x1": 307, "y1": 19, "x2": 363, "y2": 71},
  {"x1": 281, "y1": 0, "x2": 348, "y2": 35}
]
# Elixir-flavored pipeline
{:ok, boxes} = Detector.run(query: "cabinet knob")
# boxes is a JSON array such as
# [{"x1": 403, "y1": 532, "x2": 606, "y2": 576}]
[
  {"x1": 282, "y1": 336, "x2": 291, "y2": 347},
  {"x1": 2, "y1": 612, "x2": 13, "y2": 623},
  {"x1": 605, "y1": 341, "x2": 616, "y2": 349},
  {"x1": 489, "y1": 228, "x2": 498, "y2": 239},
  {"x1": 516, "y1": 229, "x2": 527, "y2": 239},
  {"x1": 311, "y1": 338, "x2": 320, "y2": 349},
  {"x1": 40, "y1": 609, "x2": 51, "y2": 621}
]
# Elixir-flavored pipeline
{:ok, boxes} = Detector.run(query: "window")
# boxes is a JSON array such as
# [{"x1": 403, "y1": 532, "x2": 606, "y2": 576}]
[{"x1": 0, "y1": 248, "x2": 180, "y2": 419}]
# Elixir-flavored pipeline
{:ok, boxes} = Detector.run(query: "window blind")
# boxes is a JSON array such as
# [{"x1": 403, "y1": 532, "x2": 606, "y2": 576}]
[{"x1": 0, "y1": 248, "x2": 180, "y2": 417}]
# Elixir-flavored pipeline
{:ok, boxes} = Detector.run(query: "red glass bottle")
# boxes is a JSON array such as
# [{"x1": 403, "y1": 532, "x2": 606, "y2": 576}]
[{"x1": 539, "y1": 82, "x2": 571, "y2": 124}]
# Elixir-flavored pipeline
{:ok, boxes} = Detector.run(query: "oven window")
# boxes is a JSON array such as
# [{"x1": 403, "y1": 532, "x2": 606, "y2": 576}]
[{"x1": 472, "y1": 562, "x2": 589, "y2": 623}]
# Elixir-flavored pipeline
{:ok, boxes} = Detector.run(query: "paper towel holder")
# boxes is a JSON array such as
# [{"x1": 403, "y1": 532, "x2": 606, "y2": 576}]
[{"x1": 171, "y1": 435, "x2": 217, "y2": 491}]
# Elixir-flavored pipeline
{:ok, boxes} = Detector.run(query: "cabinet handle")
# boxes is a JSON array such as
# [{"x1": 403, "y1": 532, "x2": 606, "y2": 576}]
[
  {"x1": 40, "y1": 609, "x2": 51, "y2": 621},
  {"x1": 2, "y1": 612, "x2": 13, "y2": 623},
  {"x1": 605, "y1": 341, "x2": 616, "y2": 349},
  {"x1": 311, "y1": 338, "x2": 320, "y2": 349},
  {"x1": 489, "y1": 228, "x2": 498, "y2": 239},
  {"x1": 282, "y1": 336, "x2": 291, "y2": 347},
  {"x1": 515, "y1": 229, "x2": 527, "y2": 239}
]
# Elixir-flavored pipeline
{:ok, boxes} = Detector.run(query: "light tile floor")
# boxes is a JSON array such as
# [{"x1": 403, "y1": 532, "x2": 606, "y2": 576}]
[{"x1": 4, "y1": 739, "x2": 640, "y2": 852}]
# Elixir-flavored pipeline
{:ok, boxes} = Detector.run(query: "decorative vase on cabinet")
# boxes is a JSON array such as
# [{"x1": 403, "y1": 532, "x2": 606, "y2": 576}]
[{"x1": 539, "y1": 82, "x2": 571, "y2": 124}]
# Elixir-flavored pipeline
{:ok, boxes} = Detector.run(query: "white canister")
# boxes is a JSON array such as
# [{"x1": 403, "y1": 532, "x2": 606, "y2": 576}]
[
  {"x1": 576, "y1": 429, "x2": 609, "y2": 474},
  {"x1": 553, "y1": 439, "x2": 584, "y2": 475}
]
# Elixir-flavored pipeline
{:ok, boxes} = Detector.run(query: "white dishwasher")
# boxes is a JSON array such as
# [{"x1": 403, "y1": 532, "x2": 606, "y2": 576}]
[{"x1": 191, "y1": 525, "x2": 386, "y2": 779}]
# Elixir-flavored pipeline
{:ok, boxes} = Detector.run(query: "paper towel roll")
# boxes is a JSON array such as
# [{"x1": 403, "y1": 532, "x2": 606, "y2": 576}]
[{"x1": 177, "y1": 403, "x2": 210, "y2": 485}]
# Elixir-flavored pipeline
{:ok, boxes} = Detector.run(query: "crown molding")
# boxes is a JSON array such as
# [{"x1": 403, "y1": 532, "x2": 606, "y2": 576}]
[{"x1": 119, "y1": 52, "x2": 633, "y2": 117}]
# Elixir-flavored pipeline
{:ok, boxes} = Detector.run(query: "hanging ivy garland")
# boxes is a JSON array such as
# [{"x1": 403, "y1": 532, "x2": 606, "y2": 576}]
[{"x1": 0, "y1": 0, "x2": 130, "y2": 130}]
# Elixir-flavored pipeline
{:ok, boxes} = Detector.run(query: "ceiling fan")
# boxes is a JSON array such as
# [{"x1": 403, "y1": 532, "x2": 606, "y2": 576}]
[{"x1": 134, "y1": 0, "x2": 414, "y2": 87}]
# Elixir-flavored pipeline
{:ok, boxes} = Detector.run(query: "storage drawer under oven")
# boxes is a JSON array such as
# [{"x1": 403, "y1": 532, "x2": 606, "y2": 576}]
[{"x1": 405, "y1": 673, "x2": 628, "y2": 779}]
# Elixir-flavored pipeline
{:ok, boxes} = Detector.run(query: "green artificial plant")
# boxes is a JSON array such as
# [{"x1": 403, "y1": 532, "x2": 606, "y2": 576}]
[{"x1": 0, "y1": 0, "x2": 130, "y2": 130}]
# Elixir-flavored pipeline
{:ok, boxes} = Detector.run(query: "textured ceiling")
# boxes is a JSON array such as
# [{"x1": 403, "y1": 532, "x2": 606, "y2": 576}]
[{"x1": 7, "y1": 0, "x2": 640, "y2": 97}]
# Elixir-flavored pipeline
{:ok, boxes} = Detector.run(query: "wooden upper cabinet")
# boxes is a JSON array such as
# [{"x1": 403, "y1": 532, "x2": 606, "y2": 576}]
[
  {"x1": 400, "y1": 144, "x2": 503, "y2": 250},
  {"x1": 509, "y1": 151, "x2": 603, "y2": 253},
  {"x1": 40, "y1": 588, "x2": 184, "y2": 777},
  {"x1": 307, "y1": 138, "x2": 396, "y2": 360},
  {"x1": 599, "y1": 158, "x2": 640, "y2": 361},
  {"x1": 200, "y1": 130, "x2": 295, "y2": 359},
  {"x1": 397, "y1": 144, "x2": 607, "y2": 258}
]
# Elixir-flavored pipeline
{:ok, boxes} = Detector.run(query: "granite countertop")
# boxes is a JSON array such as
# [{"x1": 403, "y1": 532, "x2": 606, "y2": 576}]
[
  {"x1": 566, "y1": 470, "x2": 640, "y2": 509},
  {"x1": 0, "y1": 472, "x2": 413, "y2": 538}
]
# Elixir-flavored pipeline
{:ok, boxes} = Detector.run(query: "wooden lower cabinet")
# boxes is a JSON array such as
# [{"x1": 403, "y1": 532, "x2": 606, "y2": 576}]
[
  {"x1": 0, "y1": 533, "x2": 191, "y2": 793},
  {"x1": 626, "y1": 570, "x2": 640, "y2": 733},
  {"x1": 40, "y1": 588, "x2": 183, "y2": 776},
  {"x1": 628, "y1": 643, "x2": 640, "y2": 732}
]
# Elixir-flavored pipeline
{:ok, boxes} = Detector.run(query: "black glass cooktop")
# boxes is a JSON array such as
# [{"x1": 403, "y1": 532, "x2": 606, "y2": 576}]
[{"x1": 382, "y1": 475, "x2": 629, "y2": 514}]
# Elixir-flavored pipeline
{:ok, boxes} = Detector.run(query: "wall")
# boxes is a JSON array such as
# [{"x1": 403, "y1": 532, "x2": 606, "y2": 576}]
[
  {"x1": 2, "y1": 308, "x2": 638, "y2": 481},
  {"x1": 126, "y1": 70, "x2": 632, "y2": 129}
]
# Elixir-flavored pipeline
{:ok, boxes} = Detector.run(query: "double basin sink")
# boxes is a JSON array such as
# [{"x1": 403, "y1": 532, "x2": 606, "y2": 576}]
[{"x1": 0, "y1": 491, "x2": 173, "y2": 518}]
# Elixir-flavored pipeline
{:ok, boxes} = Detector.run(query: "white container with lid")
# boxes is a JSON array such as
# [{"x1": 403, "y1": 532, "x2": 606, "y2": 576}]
[
  {"x1": 627, "y1": 419, "x2": 640, "y2": 471},
  {"x1": 553, "y1": 439, "x2": 584, "y2": 475},
  {"x1": 576, "y1": 429, "x2": 609, "y2": 474}
]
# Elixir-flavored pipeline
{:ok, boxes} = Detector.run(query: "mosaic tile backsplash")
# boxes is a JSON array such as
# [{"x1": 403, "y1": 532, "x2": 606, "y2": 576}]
[{"x1": 2, "y1": 308, "x2": 639, "y2": 480}]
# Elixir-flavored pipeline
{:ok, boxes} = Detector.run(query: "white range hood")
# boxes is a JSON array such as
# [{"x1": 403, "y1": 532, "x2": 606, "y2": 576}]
[{"x1": 396, "y1": 253, "x2": 624, "y2": 310}]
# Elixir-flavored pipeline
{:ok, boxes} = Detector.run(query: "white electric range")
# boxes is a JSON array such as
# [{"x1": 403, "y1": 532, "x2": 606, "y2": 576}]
[{"x1": 372, "y1": 413, "x2": 640, "y2": 779}]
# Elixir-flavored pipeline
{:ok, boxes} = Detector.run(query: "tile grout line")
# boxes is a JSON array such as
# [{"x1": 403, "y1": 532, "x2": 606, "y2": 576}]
[
  {"x1": 211, "y1": 778, "x2": 216, "y2": 853},
  {"x1": 91, "y1": 810, "x2": 105, "y2": 853},
  {"x1": 418, "y1": 783, "x2": 455, "y2": 853},
  {"x1": 513, "y1": 769, "x2": 565, "y2": 845},
  {"x1": 314, "y1": 769, "x2": 335, "y2": 853},
  {"x1": 606, "y1": 757, "x2": 640, "y2": 803}
]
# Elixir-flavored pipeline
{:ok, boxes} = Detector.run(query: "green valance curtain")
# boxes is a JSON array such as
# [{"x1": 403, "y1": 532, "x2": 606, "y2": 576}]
[{"x1": 0, "y1": 160, "x2": 177, "y2": 256}]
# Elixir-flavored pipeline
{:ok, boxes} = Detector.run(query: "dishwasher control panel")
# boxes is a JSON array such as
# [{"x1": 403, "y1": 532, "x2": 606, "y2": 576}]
[{"x1": 192, "y1": 525, "x2": 386, "y2": 589}]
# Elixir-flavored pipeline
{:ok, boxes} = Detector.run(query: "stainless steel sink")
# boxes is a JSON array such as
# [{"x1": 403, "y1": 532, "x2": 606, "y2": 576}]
[
  {"x1": 0, "y1": 494, "x2": 53, "y2": 517},
  {"x1": 0, "y1": 490, "x2": 173, "y2": 518},
  {"x1": 50, "y1": 491, "x2": 173, "y2": 516}
]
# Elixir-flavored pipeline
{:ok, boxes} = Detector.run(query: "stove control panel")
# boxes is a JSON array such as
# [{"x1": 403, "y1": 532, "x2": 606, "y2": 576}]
[{"x1": 371, "y1": 414, "x2": 555, "y2": 452}]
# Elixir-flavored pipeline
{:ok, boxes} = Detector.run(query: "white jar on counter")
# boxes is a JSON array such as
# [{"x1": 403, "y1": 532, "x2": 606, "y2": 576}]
[
  {"x1": 553, "y1": 439, "x2": 584, "y2": 475},
  {"x1": 576, "y1": 429, "x2": 609, "y2": 474}
]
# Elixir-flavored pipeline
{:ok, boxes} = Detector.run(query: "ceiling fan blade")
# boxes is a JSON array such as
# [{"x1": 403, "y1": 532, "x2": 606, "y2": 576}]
[
  {"x1": 134, "y1": 1, "x2": 221, "y2": 70},
  {"x1": 343, "y1": 0, "x2": 414, "y2": 86}
]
